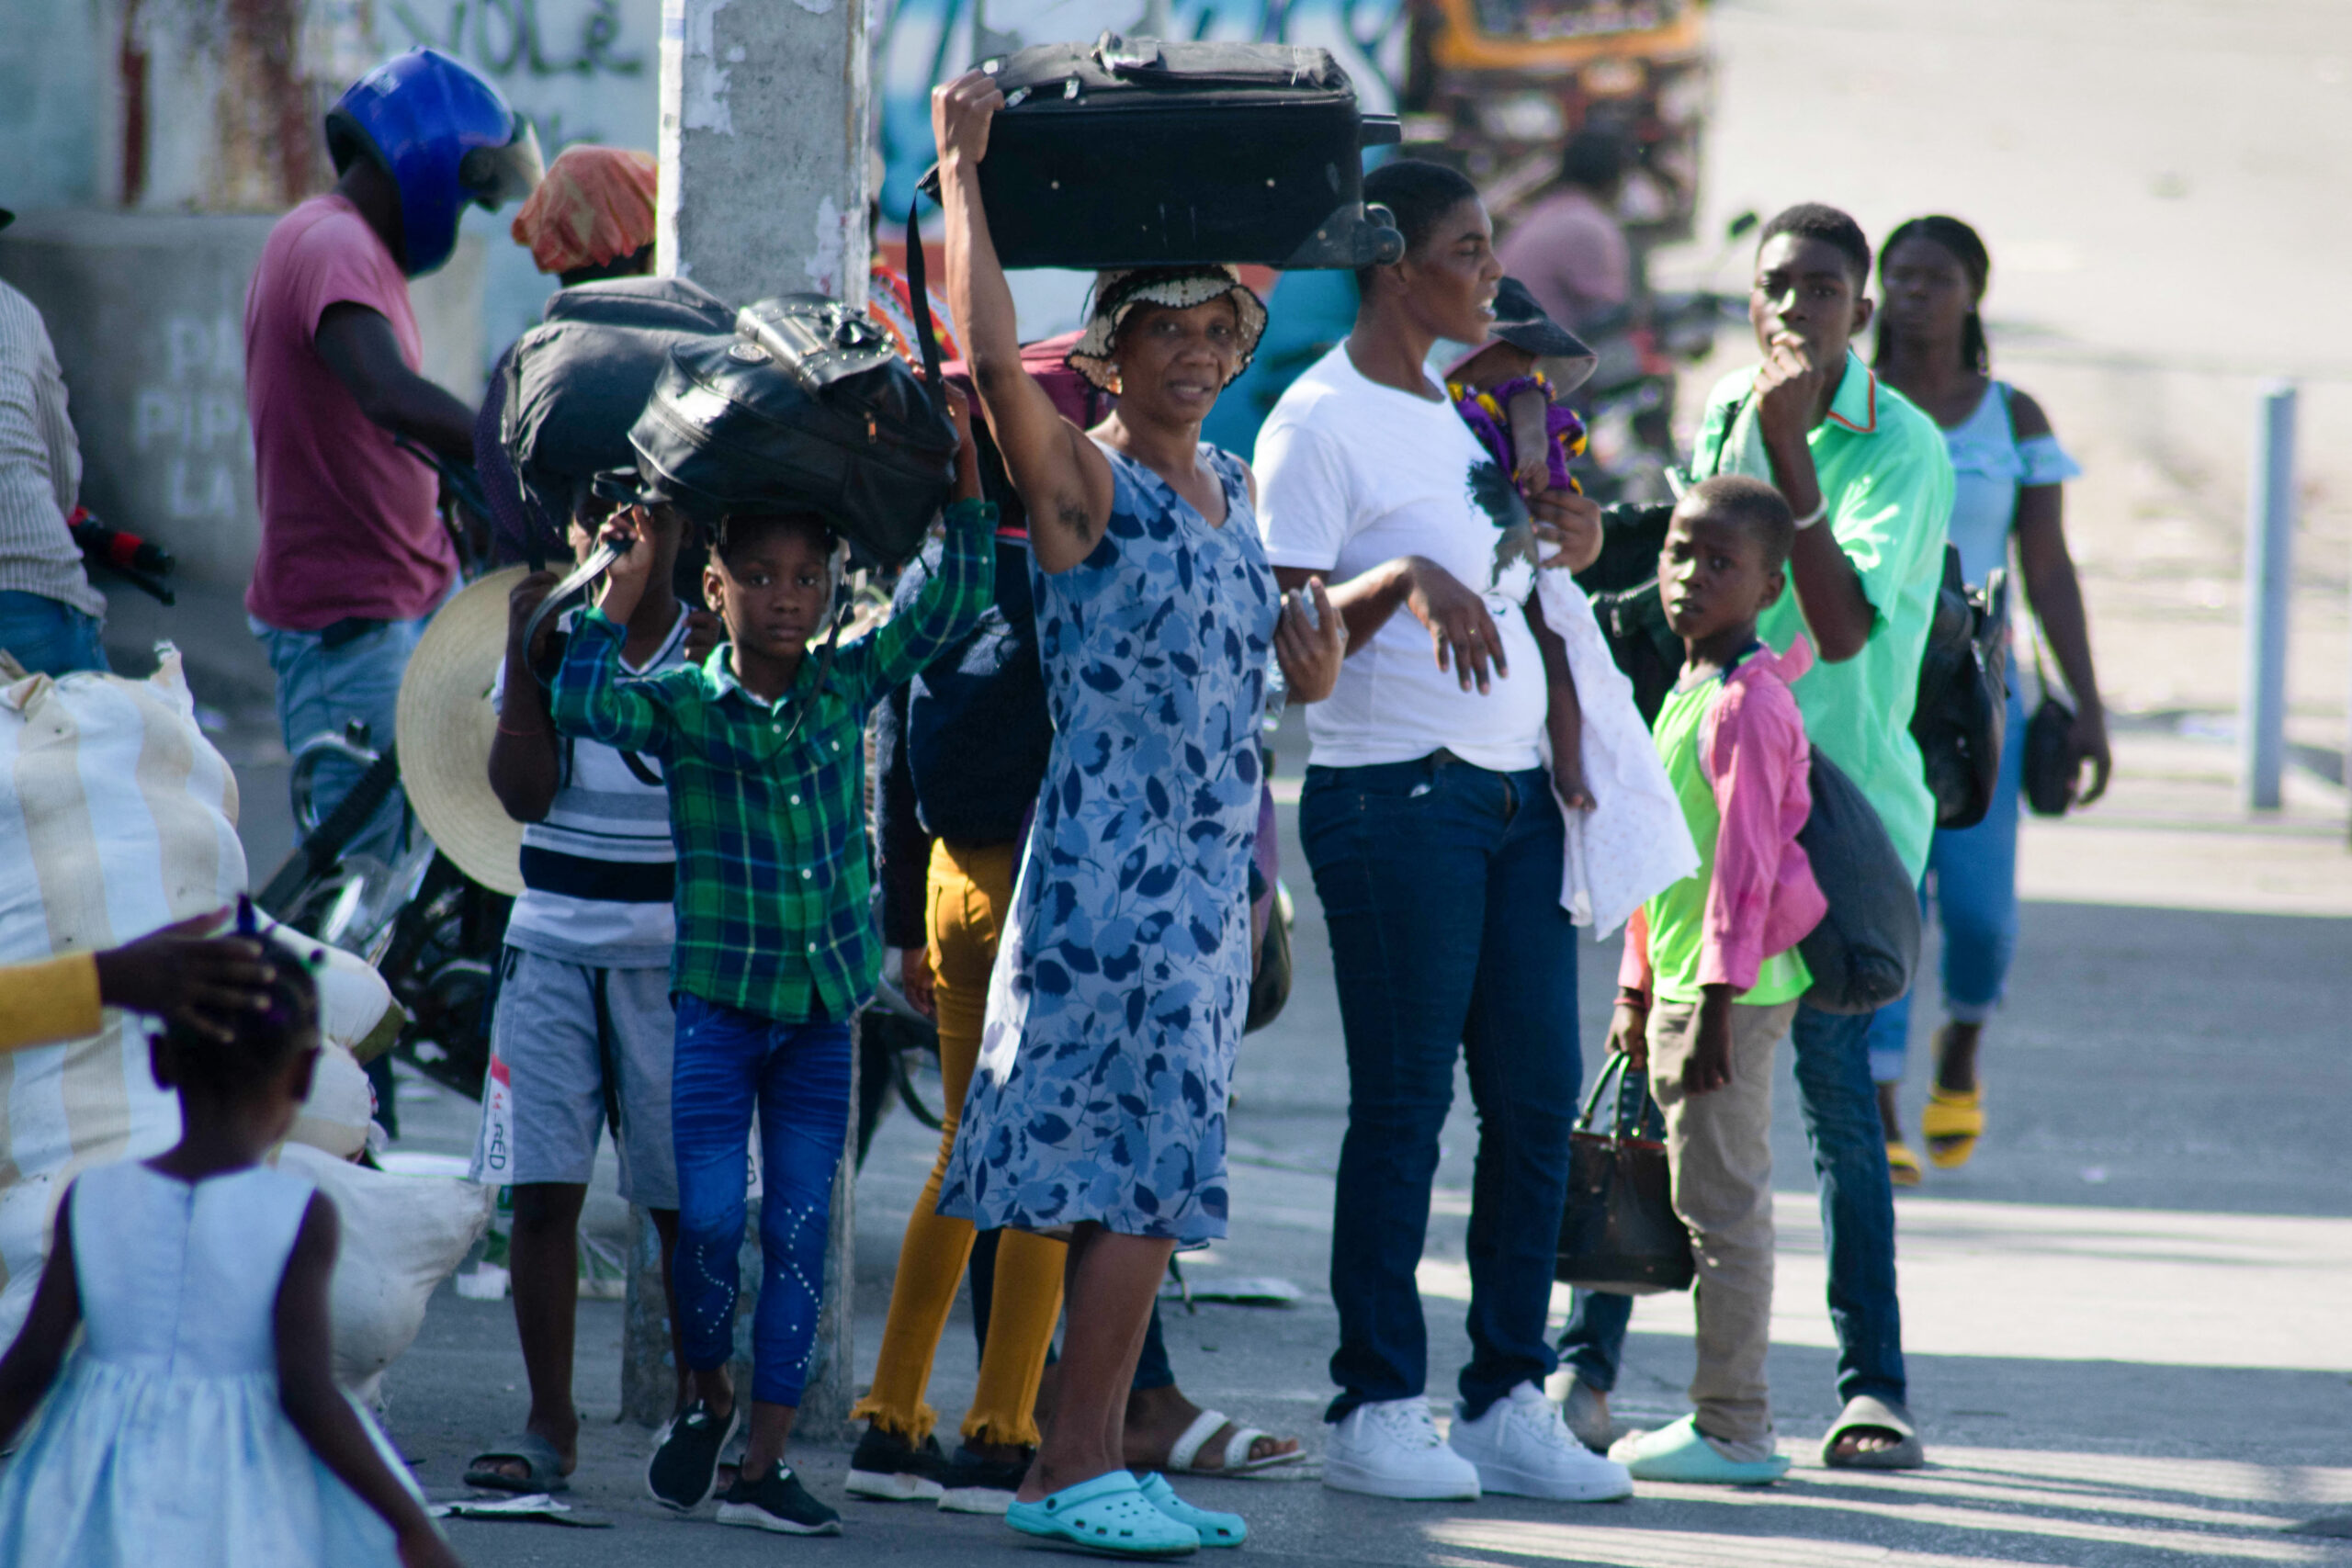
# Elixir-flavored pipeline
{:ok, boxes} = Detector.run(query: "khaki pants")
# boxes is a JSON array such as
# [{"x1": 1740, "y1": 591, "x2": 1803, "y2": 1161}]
[{"x1": 1645, "y1": 997, "x2": 1799, "y2": 1461}]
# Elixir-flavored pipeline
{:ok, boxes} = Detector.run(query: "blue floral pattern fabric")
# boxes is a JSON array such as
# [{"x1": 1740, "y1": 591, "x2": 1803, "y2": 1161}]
[{"x1": 937, "y1": 444, "x2": 1276, "y2": 1247}]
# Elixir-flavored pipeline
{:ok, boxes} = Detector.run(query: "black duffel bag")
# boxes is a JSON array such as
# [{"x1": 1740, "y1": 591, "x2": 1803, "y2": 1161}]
[
  {"x1": 967, "y1": 32, "x2": 1402, "y2": 271},
  {"x1": 1910, "y1": 544, "x2": 2010, "y2": 830},
  {"x1": 1555, "y1": 1053, "x2": 1693, "y2": 1296},
  {"x1": 1795, "y1": 749, "x2": 1921, "y2": 1015},
  {"x1": 628, "y1": 295, "x2": 959, "y2": 570},
  {"x1": 503, "y1": 276, "x2": 737, "y2": 535}
]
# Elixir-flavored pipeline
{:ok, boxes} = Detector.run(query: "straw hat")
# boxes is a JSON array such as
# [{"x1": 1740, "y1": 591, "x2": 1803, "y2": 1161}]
[{"x1": 396, "y1": 567, "x2": 527, "y2": 896}]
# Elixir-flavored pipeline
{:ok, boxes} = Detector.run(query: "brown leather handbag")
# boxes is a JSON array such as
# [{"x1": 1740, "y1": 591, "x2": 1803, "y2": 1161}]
[{"x1": 1555, "y1": 1053, "x2": 1694, "y2": 1296}]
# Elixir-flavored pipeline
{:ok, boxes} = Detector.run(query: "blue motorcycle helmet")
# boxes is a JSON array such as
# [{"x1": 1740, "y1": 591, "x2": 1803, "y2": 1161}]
[{"x1": 325, "y1": 48, "x2": 543, "y2": 277}]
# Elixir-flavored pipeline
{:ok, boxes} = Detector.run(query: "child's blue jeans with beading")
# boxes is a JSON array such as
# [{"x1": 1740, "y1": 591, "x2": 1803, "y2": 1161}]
[{"x1": 670, "y1": 994, "x2": 852, "y2": 1406}]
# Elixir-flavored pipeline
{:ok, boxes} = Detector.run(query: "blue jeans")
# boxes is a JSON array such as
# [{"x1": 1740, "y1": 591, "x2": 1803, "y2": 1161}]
[
  {"x1": 0, "y1": 591, "x2": 107, "y2": 677},
  {"x1": 251, "y1": 614, "x2": 428, "y2": 866},
  {"x1": 1303, "y1": 753, "x2": 1581, "y2": 1424},
  {"x1": 671, "y1": 994, "x2": 853, "y2": 1407},
  {"x1": 1559, "y1": 1001, "x2": 1906, "y2": 1409},
  {"x1": 1867, "y1": 688, "x2": 2028, "y2": 1083}
]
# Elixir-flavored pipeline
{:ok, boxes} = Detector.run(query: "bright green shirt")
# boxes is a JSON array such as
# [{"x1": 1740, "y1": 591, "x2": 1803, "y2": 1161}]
[
  {"x1": 1645, "y1": 670, "x2": 1811, "y2": 1009},
  {"x1": 1690, "y1": 351, "x2": 1953, "y2": 881}
]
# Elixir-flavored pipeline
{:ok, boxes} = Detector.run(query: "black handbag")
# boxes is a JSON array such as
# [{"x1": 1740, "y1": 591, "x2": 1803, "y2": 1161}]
[
  {"x1": 1910, "y1": 544, "x2": 2011, "y2": 830},
  {"x1": 963, "y1": 32, "x2": 1402, "y2": 271},
  {"x1": 1555, "y1": 1053, "x2": 1693, "y2": 1296},
  {"x1": 2022, "y1": 628, "x2": 2079, "y2": 817},
  {"x1": 628, "y1": 295, "x2": 959, "y2": 570},
  {"x1": 1795, "y1": 749, "x2": 1922, "y2": 1014}
]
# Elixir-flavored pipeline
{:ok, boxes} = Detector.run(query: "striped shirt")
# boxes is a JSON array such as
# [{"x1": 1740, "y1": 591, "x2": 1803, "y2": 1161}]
[
  {"x1": 494, "y1": 605, "x2": 691, "y2": 968},
  {"x1": 0, "y1": 282, "x2": 101, "y2": 619},
  {"x1": 550, "y1": 500, "x2": 994, "y2": 1024}
]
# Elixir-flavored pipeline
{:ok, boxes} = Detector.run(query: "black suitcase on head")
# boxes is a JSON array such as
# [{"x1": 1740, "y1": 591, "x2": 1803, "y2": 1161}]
[
  {"x1": 966, "y1": 33, "x2": 1403, "y2": 271},
  {"x1": 628, "y1": 295, "x2": 958, "y2": 570}
]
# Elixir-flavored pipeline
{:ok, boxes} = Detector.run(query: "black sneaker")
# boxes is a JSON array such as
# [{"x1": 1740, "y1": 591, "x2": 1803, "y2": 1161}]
[
  {"x1": 646, "y1": 1398, "x2": 741, "y2": 1512},
  {"x1": 844, "y1": 1424, "x2": 950, "y2": 1502},
  {"x1": 718, "y1": 1461, "x2": 844, "y2": 1535},
  {"x1": 934, "y1": 1442, "x2": 1035, "y2": 1516}
]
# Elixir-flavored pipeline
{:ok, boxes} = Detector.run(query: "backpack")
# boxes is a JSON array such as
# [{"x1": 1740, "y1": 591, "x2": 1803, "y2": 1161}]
[
  {"x1": 628, "y1": 295, "x2": 960, "y2": 569},
  {"x1": 1910, "y1": 544, "x2": 2010, "y2": 829},
  {"x1": 1793, "y1": 749, "x2": 1921, "y2": 1014},
  {"x1": 500, "y1": 276, "x2": 738, "y2": 554}
]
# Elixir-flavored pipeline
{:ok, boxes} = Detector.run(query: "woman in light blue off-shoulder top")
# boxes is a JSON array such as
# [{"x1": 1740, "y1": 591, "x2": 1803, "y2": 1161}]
[{"x1": 1865, "y1": 216, "x2": 2111, "y2": 1184}]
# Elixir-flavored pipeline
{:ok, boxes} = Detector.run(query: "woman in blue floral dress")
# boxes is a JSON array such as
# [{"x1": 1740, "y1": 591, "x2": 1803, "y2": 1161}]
[{"x1": 930, "y1": 69, "x2": 1345, "y2": 1555}]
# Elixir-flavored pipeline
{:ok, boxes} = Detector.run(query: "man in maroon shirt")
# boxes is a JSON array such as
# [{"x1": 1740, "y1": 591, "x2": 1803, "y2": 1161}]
[{"x1": 244, "y1": 48, "x2": 537, "y2": 864}]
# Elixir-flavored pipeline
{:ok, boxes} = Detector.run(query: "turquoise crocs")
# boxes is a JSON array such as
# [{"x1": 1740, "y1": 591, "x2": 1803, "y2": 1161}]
[
  {"x1": 1136, "y1": 1472, "x2": 1246, "y2": 1548},
  {"x1": 1006, "y1": 1471, "x2": 1200, "y2": 1557},
  {"x1": 1611, "y1": 1416, "x2": 1790, "y2": 1485}
]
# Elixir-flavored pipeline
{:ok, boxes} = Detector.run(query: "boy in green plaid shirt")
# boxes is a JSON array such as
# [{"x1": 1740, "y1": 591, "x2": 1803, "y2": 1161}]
[{"x1": 554, "y1": 390, "x2": 990, "y2": 1535}]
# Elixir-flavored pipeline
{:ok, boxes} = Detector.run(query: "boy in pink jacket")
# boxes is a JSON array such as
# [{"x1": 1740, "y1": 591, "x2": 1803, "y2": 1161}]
[{"x1": 1608, "y1": 475, "x2": 1826, "y2": 1483}]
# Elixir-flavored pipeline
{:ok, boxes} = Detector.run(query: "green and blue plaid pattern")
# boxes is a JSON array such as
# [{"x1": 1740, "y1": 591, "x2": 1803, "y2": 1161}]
[{"x1": 552, "y1": 501, "x2": 995, "y2": 1024}]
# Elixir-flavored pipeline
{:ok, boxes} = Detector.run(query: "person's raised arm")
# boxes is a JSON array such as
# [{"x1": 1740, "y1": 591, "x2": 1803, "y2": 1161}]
[
  {"x1": 548, "y1": 518, "x2": 677, "y2": 758},
  {"x1": 856, "y1": 386, "x2": 994, "y2": 697},
  {"x1": 313, "y1": 303, "x2": 476, "y2": 464},
  {"x1": 490, "y1": 570, "x2": 564, "y2": 823},
  {"x1": 933, "y1": 70, "x2": 1113, "y2": 575},
  {"x1": 0, "y1": 1185, "x2": 82, "y2": 1449},
  {"x1": 2008, "y1": 394, "x2": 2109, "y2": 803},
  {"x1": 275, "y1": 1196, "x2": 464, "y2": 1568},
  {"x1": 1752, "y1": 337, "x2": 1871, "y2": 661}
]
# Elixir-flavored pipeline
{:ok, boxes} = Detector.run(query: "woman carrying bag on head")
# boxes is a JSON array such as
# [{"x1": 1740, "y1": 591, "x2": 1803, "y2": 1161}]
[
  {"x1": 927, "y1": 68, "x2": 1344, "y2": 1557},
  {"x1": 1867, "y1": 215, "x2": 2110, "y2": 1181}
]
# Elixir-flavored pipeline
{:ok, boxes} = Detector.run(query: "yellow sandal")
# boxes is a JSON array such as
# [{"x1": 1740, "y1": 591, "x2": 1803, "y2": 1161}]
[
  {"x1": 1884, "y1": 1139, "x2": 1924, "y2": 1188},
  {"x1": 1921, "y1": 1086, "x2": 1984, "y2": 1169}
]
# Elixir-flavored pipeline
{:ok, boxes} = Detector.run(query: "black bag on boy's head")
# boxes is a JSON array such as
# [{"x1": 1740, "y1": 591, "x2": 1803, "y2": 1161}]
[
  {"x1": 1555, "y1": 1052, "x2": 1693, "y2": 1295},
  {"x1": 1794, "y1": 749, "x2": 1920, "y2": 1015},
  {"x1": 1911, "y1": 543, "x2": 2011, "y2": 830},
  {"x1": 628, "y1": 295, "x2": 959, "y2": 570}
]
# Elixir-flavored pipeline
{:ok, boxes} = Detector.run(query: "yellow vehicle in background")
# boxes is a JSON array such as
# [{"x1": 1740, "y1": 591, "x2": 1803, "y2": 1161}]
[{"x1": 1398, "y1": 0, "x2": 1711, "y2": 240}]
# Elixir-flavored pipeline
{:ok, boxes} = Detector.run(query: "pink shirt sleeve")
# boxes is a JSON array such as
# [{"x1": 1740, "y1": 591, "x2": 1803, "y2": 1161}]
[
  {"x1": 285, "y1": 210, "x2": 411, "y2": 357},
  {"x1": 1698, "y1": 671, "x2": 1815, "y2": 992}
]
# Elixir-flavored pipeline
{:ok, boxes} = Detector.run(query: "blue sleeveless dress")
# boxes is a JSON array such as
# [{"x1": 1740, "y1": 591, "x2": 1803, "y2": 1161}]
[
  {"x1": 938, "y1": 444, "x2": 1277, "y2": 1247},
  {"x1": 0, "y1": 1161, "x2": 421, "y2": 1566}
]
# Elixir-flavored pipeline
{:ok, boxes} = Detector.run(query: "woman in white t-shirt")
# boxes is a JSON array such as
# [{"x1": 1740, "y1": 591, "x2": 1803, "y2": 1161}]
[{"x1": 1254, "y1": 160, "x2": 1627, "y2": 1506}]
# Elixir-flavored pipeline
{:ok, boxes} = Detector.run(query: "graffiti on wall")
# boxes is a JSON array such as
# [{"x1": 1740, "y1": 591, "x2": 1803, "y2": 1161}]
[{"x1": 132, "y1": 314, "x2": 249, "y2": 523}]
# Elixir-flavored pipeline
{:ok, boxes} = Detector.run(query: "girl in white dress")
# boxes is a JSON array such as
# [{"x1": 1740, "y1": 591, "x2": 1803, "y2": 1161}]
[{"x1": 0, "y1": 920, "x2": 459, "y2": 1568}]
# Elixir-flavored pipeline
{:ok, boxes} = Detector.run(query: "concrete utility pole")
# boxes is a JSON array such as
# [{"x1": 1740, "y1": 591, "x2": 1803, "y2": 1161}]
[{"x1": 622, "y1": 0, "x2": 873, "y2": 1438}]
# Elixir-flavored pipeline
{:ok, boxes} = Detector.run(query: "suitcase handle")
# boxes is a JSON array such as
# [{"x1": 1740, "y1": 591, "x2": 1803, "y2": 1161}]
[{"x1": 1360, "y1": 113, "x2": 1401, "y2": 147}]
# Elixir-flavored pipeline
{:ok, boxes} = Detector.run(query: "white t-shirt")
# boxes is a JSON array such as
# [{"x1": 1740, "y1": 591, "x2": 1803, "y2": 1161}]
[
  {"x1": 1255, "y1": 344, "x2": 1547, "y2": 772},
  {"x1": 492, "y1": 606, "x2": 691, "y2": 968}
]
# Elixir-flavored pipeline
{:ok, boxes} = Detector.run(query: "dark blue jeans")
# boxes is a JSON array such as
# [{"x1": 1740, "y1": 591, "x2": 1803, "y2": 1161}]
[
  {"x1": 1557, "y1": 1001, "x2": 1907, "y2": 1409},
  {"x1": 0, "y1": 591, "x2": 107, "y2": 677},
  {"x1": 672, "y1": 994, "x2": 853, "y2": 1406},
  {"x1": 1304, "y1": 753, "x2": 1580, "y2": 1424}
]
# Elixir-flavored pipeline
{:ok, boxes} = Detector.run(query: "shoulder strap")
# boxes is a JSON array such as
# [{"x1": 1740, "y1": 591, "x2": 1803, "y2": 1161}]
[{"x1": 904, "y1": 199, "x2": 945, "y2": 401}]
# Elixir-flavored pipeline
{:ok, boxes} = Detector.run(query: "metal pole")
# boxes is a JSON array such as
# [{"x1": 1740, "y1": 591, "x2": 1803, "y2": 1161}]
[{"x1": 2242, "y1": 382, "x2": 2295, "y2": 811}]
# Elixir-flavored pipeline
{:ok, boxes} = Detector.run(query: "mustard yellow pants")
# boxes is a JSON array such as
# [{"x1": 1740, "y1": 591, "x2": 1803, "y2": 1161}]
[{"x1": 852, "y1": 840, "x2": 1069, "y2": 1447}]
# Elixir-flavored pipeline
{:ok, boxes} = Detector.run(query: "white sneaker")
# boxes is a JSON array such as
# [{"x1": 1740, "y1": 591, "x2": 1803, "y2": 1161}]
[
  {"x1": 1448, "y1": 1382, "x2": 1634, "y2": 1501},
  {"x1": 1323, "y1": 1397, "x2": 1484, "y2": 1501}
]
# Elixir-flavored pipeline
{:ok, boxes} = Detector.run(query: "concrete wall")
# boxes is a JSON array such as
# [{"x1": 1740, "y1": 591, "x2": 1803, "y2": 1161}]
[{"x1": 0, "y1": 211, "x2": 483, "y2": 593}]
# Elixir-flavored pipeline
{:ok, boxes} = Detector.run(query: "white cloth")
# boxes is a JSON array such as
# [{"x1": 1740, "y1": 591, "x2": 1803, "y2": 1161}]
[
  {"x1": 0, "y1": 1161, "x2": 418, "y2": 1566},
  {"x1": 0, "y1": 648, "x2": 245, "y2": 1340},
  {"x1": 1534, "y1": 568, "x2": 1696, "y2": 937},
  {"x1": 1255, "y1": 344, "x2": 1549, "y2": 773}
]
